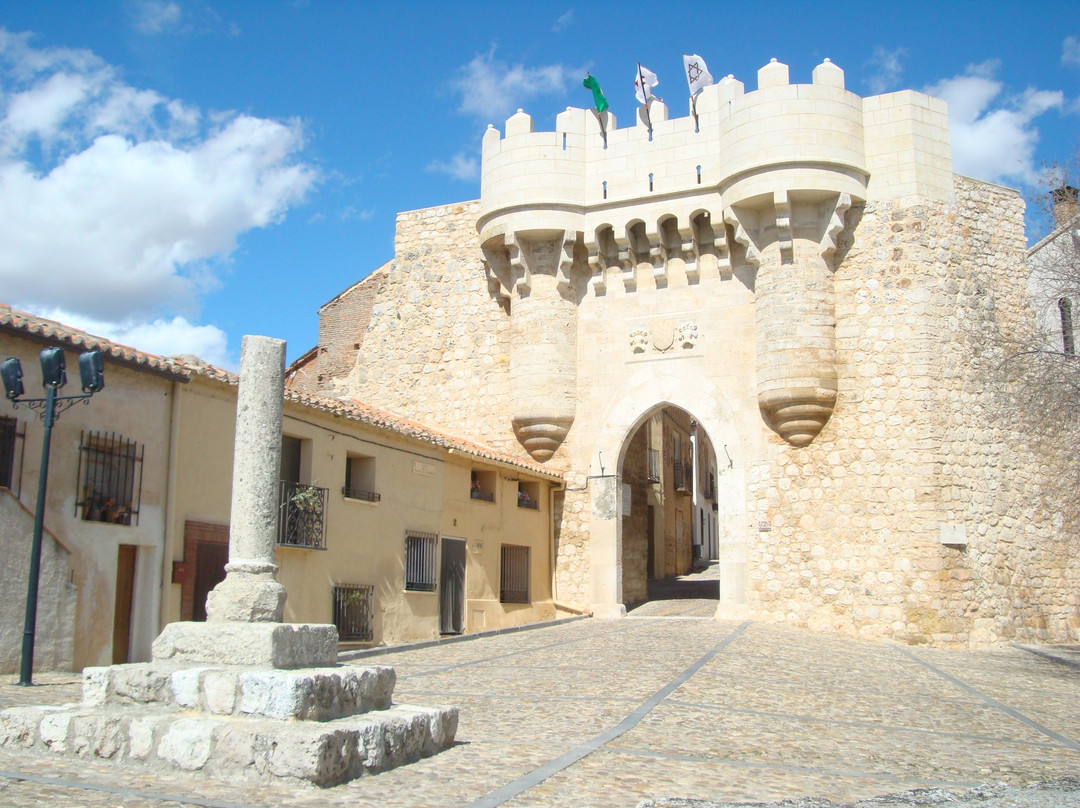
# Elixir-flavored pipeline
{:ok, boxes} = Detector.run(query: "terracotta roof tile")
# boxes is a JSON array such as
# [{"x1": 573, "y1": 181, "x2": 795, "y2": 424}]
[{"x1": 0, "y1": 303, "x2": 192, "y2": 381}]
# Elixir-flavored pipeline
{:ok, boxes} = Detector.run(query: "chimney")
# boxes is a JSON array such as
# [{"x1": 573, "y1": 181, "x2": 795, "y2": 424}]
[{"x1": 1052, "y1": 185, "x2": 1079, "y2": 227}]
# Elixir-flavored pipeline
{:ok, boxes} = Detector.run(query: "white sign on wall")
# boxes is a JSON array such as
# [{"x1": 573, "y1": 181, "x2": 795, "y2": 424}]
[{"x1": 622, "y1": 483, "x2": 632, "y2": 516}]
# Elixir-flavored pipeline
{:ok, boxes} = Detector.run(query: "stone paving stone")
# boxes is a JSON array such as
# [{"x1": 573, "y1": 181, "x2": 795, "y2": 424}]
[
  {"x1": 0, "y1": 619, "x2": 1077, "y2": 808},
  {"x1": 898, "y1": 645, "x2": 1080, "y2": 741}
]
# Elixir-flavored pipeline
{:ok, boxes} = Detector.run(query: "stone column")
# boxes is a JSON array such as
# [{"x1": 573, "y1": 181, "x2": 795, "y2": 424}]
[{"x1": 205, "y1": 335, "x2": 287, "y2": 623}]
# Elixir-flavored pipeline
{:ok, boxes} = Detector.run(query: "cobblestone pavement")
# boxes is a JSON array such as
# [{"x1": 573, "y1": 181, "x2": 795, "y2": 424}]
[{"x1": 0, "y1": 616, "x2": 1077, "y2": 808}]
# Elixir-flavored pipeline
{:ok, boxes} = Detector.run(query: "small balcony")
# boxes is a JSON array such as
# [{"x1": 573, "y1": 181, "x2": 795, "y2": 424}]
[
  {"x1": 279, "y1": 480, "x2": 328, "y2": 549},
  {"x1": 673, "y1": 460, "x2": 690, "y2": 494}
]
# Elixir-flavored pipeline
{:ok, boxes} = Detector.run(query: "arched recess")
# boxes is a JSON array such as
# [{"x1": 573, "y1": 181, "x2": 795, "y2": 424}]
[{"x1": 584, "y1": 370, "x2": 748, "y2": 620}]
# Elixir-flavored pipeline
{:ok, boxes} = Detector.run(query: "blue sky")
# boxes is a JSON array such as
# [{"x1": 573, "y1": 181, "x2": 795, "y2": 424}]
[{"x1": 0, "y1": 1, "x2": 1077, "y2": 369}]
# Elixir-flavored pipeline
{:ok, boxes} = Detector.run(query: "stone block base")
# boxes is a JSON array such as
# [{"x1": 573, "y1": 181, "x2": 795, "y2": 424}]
[
  {"x1": 83, "y1": 662, "x2": 396, "y2": 721},
  {"x1": 0, "y1": 701, "x2": 458, "y2": 787},
  {"x1": 152, "y1": 621, "x2": 338, "y2": 669}
]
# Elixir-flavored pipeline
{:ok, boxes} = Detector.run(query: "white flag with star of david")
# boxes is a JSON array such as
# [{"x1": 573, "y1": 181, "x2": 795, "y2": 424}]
[{"x1": 683, "y1": 53, "x2": 714, "y2": 97}]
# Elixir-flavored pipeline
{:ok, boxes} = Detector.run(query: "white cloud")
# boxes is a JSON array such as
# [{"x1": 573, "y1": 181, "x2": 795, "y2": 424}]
[
  {"x1": 450, "y1": 46, "x2": 580, "y2": 121},
  {"x1": 0, "y1": 28, "x2": 315, "y2": 362},
  {"x1": 552, "y1": 10, "x2": 574, "y2": 32},
  {"x1": 427, "y1": 152, "x2": 479, "y2": 182},
  {"x1": 924, "y1": 61, "x2": 1064, "y2": 186},
  {"x1": 1064, "y1": 35, "x2": 1080, "y2": 67},
  {"x1": 131, "y1": 0, "x2": 183, "y2": 35},
  {"x1": 26, "y1": 307, "x2": 232, "y2": 368},
  {"x1": 339, "y1": 205, "x2": 375, "y2": 221},
  {"x1": 865, "y1": 46, "x2": 906, "y2": 95}
]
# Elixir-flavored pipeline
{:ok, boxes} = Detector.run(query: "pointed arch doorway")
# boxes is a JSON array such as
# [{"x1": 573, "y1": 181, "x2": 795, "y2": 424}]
[{"x1": 585, "y1": 374, "x2": 749, "y2": 621}]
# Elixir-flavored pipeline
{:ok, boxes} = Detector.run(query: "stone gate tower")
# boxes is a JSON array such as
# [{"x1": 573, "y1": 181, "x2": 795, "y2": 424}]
[
  {"x1": 327, "y1": 58, "x2": 1079, "y2": 646},
  {"x1": 478, "y1": 58, "x2": 951, "y2": 460}
]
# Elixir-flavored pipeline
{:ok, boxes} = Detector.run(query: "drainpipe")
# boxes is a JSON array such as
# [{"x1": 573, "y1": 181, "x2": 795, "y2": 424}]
[{"x1": 160, "y1": 379, "x2": 183, "y2": 630}]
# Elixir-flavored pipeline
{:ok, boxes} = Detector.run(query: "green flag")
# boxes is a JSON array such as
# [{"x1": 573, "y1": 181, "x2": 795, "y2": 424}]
[{"x1": 583, "y1": 74, "x2": 609, "y2": 114}]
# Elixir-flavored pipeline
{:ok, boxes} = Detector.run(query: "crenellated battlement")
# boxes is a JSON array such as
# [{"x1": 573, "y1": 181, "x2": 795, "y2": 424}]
[
  {"x1": 478, "y1": 59, "x2": 955, "y2": 457},
  {"x1": 478, "y1": 58, "x2": 951, "y2": 247}
]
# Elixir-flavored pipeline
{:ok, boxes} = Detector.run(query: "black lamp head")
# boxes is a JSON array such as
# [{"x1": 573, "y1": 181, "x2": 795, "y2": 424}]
[
  {"x1": 1, "y1": 357, "x2": 23, "y2": 401},
  {"x1": 39, "y1": 347, "x2": 66, "y2": 389},
  {"x1": 79, "y1": 350, "x2": 105, "y2": 394}
]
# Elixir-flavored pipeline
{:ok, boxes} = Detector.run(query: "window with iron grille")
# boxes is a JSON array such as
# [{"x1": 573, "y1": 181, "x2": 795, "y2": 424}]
[
  {"x1": 332, "y1": 583, "x2": 374, "y2": 642},
  {"x1": 278, "y1": 480, "x2": 329, "y2": 549},
  {"x1": 500, "y1": 544, "x2": 530, "y2": 604},
  {"x1": 404, "y1": 531, "x2": 438, "y2": 592},
  {"x1": 0, "y1": 417, "x2": 21, "y2": 492},
  {"x1": 76, "y1": 431, "x2": 143, "y2": 526}
]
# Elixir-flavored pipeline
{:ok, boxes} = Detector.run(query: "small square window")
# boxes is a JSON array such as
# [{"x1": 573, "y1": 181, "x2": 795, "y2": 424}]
[
  {"x1": 470, "y1": 469, "x2": 496, "y2": 502},
  {"x1": 344, "y1": 453, "x2": 379, "y2": 502},
  {"x1": 517, "y1": 481, "x2": 540, "y2": 510}
]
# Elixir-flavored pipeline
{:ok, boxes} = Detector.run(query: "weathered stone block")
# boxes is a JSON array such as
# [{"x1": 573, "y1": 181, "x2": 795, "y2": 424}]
[
  {"x1": 158, "y1": 718, "x2": 216, "y2": 770},
  {"x1": 152, "y1": 621, "x2": 337, "y2": 669}
]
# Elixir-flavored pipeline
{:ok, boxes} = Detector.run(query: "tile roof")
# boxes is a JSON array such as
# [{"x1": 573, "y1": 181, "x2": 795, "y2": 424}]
[
  {"x1": 0, "y1": 304, "x2": 192, "y2": 381},
  {"x1": 1, "y1": 302, "x2": 560, "y2": 480},
  {"x1": 178, "y1": 343, "x2": 562, "y2": 480}
]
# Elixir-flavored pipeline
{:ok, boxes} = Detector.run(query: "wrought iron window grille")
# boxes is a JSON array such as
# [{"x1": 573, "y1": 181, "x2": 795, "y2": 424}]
[
  {"x1": 342, "y1": 486, "x2": 381, "y2": 502},
  {"x1": 332, "y1": 583, "x2": 374, "y2": 642},
  {"x1": 500, "y1": 544, "x2": 530, "y2": 604},
  {"x1": 278, "y1": 480, "x2": 328, "y2": 549},
  {"x1": 75, "y1": 430, "x2": 143, "y2": 526},
  {"x1": 404, "y1": 531, "x2": 438, "y2": 592}
]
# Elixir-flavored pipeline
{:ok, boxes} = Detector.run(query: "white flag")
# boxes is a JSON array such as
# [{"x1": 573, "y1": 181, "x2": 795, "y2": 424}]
[
  {"x1": 634, "y1": 63, "x2": 659, "y2": 104},
  {"x1": 683, "y1": 54, "x2": 714, "y2": 97}
]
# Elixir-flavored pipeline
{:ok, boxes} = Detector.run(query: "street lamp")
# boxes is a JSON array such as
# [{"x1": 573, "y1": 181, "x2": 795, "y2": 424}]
[{"x1": 2, "y1": 347, "x2": 105, "y2": 685}]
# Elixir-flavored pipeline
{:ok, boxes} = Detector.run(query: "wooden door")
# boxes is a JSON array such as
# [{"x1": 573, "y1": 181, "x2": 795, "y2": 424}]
[
  {"x1": 112, "y1": 544, "x2": 137, "y2": 664},
  {"x1": 193, "y1": 540, "x2": 229, "y2": 622},
  {"x1": 439, "y1": 537, "x2": 466, "y2": 635}
]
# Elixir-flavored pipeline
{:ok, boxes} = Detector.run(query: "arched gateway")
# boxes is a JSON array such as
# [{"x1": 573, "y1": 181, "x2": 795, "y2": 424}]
[{"x1": 585, "y1": 373, "x2": 746, "y2": 619}]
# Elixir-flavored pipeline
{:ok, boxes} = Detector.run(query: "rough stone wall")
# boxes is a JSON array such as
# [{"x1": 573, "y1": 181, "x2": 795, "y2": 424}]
[
  {"x1": 744, "y1": 177, "x2": 1079, "y2": 645},
  {"x1": 345, "y1": 202, "x2": 520, "y2": 454},
  {"x1": 330, "y1": 178, "x2": 1080, "y2": 645},
  {"x1": 0, "y1": 490, "x2": 76, "y2": 672},
  {"x1": 317, "y1": 267, "x2": 387, "y2": 393}
]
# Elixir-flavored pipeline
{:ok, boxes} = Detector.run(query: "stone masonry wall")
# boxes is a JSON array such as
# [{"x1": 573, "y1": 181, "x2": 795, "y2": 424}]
[
  {"x1": 332, "y1": 179, "x2": 1080, "y2": 645},
  {"x1": 745, "y1": 177, "x2": 1079, "y2": 645},
  {"x1": 345, "y1": 202, "x2": 520, "y2": 455},
  {"x1": 318, "y1": 268, "x2": 386, "y2": 392}
]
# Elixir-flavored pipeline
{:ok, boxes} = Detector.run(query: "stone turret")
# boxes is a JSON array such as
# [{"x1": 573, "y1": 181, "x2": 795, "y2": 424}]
[{"x1": 478, "y1": 59, "x2": 952, "y2": 453}]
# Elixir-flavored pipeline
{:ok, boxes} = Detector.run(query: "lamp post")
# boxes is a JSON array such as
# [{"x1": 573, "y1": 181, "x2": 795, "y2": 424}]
[{"x1": 2, "y1": 347, "x2": 104, "y2": 685}]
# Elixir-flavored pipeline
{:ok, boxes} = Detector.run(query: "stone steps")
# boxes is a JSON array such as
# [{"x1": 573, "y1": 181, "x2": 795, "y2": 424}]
[
  {"x1": 83, "y1": 662, "x2": 397, "y2": 720},
  {"x1": 0, "y1": 698, "x2": 458, "y2": 787}
]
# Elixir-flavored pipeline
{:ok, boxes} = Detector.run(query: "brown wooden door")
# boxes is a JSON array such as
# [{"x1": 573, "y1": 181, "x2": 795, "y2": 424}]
[
  {"x1": 112, "y1": 544, "x2": 137, "y2": 664},
  {"x1": 193, "y1": 540, "x2": 229, "y2": 622}
]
